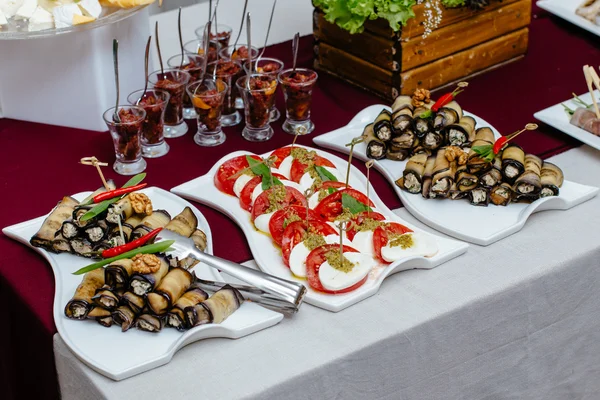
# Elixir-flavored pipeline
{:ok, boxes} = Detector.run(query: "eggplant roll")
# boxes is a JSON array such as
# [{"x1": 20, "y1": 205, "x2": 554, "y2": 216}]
[
  {"x1": 120, "y1": 291, "x2": 147, "y2": 314},
  {"x1": 105, "y1": 259, "x2": 135, "y2": 289},
  {"x1": 413, "y1": 106, "x2": 432, "y2": 136},
  {"x1": 456, "y1": 170, "x2": 478, "y2": 192},
  {"x1": 445, "y1": 116, "x2": 476, "y2": 147},
  {"x1": 421, "y1": 155, "x2": 437, "y2": 199},
  {"x1": 490, "y1": 182, "x2": 513, "y2": 206},
  {"x1": 130, "y1": 210, "x2": 171, "y2": 240},
  {"x1": 30, "y1": 196, "x2": 79, "y2": 251},
  {"x1": 108, "y1": 223, "x2": 133, "y2": 247},
  {"x1": 392, "y1": 108, "x2": 413, "y2": 133},
  {"x1": 52, "y1": 233, "x2": 72, "y2": 253},
  {"x1": 167, "y1": 285, "x2": 209, "y2": 331},
  {"x1": 391, "y1": 95, "x2": 413, "y2": 113},
  {"x1": 165, "y1": 207, "x2": 198, "y2": 238},
  {"x1": 386, "y1": 148, "x2": 410, "y2": 161},
  {"x1": 469, "y1": 187, "x2": 490, "y2": 207},
  {"x1": 70, "y1": 237, "x2": 94, "y2": 258},
  {"x1": 184, "y1": 285, "x2": 244, "y2": 327},
  {"x1": 402, "y1": 153, "x2": 429, "y2": 194},
  {"x1": 106, "y1": 196, "x2": 135, "y2": 224},
  {"x1": 147, "y1": 268, "x2": 195, "y2": 315},
  {"x1": 501, "y1": 144, "x2": 526, "y2": 183},
  {"x1": 83, "y1": 220, "x2": 109, "y2": 244},
  {"x1": 373, "y1": 109, "x2": 393, "y2": 141},
  {"x1": 540, "y1": 162, "x2": 564, "y2": 197},
  {"x1": 390, "y1": 129, "x2": 416, "y2": 149},
  {"x1": 422, "y1": 130, "x2": 445, "y2": 151},
  {"x1": 60, "y1": 220, "x2": 80, "y2": 240},
  {"x1": 87, "y1": 307, "x2": 113, "y2": 327},
  {"x1": 434, "y1": 101, "x2": 462, "y2": 130},
  {"x1": 430, "y1": 149, "x2": 456, "y2": 198},
  {"x1": 92, "y1": 286, "x2": 121, "y2": 310},
  {"x1": 449, "y1": 183, "x2": 468, "y2": 200},
  {"x1": 136, "y1": 314, "x2": 164, "y2": 333},
  {"x1": 366, "y1": 140, "x2": 387, "y2": 160},
  {"x1": 112, "y1": 305, "x2": 138, "y2": 332},
  {"x1": 479, "y1": 168, "x2": 503, "y2": 189},
  {"x1": 129, "y1": 256, "x2": 170, "y2": 296},
  {"x1": 513, "y1": 154, "x2": 542, "y2": 196},
  {"x1": 72, "y1": 205, "x2": 98, "y2": 228},
  {"x1": 191, "y1": 229, "x2": 208, "y2": 253},
  {"x1": 64, "y1": 268, "x2": 105, "y2": 320}
]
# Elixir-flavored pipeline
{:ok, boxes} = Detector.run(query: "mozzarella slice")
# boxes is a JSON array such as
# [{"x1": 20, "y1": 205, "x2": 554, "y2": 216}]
[
  {"x1": 277, "y1": 155, "x2": 293, "y2": 179},
  {"x1": 254, "y1": 211, "x2": 275, "y2": 234},
  {"x1": 233, "y1": 174, "x2": 253, "y2": 198},
  {"x1": 0, "y1": 9, "x2": 7, "y2": 25},
  {"x1": 53, "y1": 3, "x2": 81, "y2": 29},
  {"x1": 318, "y1": 252, "x2": 376, "y2": 292},
  {"x1": 351, "y1": 230, "x2": 375, "y2": 255},
  {"x1": 380, "y1": 231, "x2": 438, "y2": 262},
  {"x1": 15, "y1": 0, "x2": 36, "y2": 19},
  {"x1": 298, "y1": 167, "x2": 344, "y2": 192},
  {"x1": 1, "y1": 0, "x2": 24, "y2": 19},
  {"x1": 27, "y1": 6, "x2": 53, "y2": 31},
  {"x1": 289, "y1": 234, "x2": 350, "y2": 278},
  {"x1": 78, "y1": 0, "x2": 101, "y2": 18},
  {"x1": 250, "y1": 180, "x2": 302, "y2": 206}
]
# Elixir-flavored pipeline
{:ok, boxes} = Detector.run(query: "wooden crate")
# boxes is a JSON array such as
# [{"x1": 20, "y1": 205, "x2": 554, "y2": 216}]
[{"x1": 313, "y1": 0, "x2": 531, "y2": 100}]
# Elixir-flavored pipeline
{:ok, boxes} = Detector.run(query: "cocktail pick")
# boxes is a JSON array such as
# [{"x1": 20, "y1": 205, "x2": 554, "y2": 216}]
[
  {"x1": 344, "y1": 137, "x2": 364, "y2": 188},
  {"x1": 80, "y1": 157, "x2": 110, "y2": 190},
  {"x1": 255, "y1": 0, "x2": 277, "y2": 69},
  {"x1": 583, "y1": 65, "x2": 600, "y2": 118},
  {"x1": 365, "y1": 160, "x2": 374, "y2": 216},
  {"x1": 112, "y1": 39, "x2": 120, "y2": 122},
  {"x1": 137, "y1": 36, "x2": 152, "y2": 105},
  {"x1": 292, "y1": 32, "x2": 300, "y2": 72},
  {"x1": 178, "y1": 7, "x2": 185, "y2": 69},
  {"x1": 155, "y1": 21, "x2": 165, "y2": 77},
  {"x1": 231, "y1": 0, "x2": 248, "y2": 52},
  {"x1": 334, "y1": 218, "x2": 353, "y2": 264},
  {"x1": 303, "y1": 187, "x2": 314, "y2": 229},
  {"x1": 472, "y1": 123, "x2": 538, "y2": 162},
  {"x1": 292, "y1": 126, "x2": 306, "y2": 147}
]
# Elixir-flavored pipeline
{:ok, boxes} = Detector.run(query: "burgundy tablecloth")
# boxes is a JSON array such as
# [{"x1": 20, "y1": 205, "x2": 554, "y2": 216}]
[{"x1": 1, "y1": 4, "x2": 599, "y2": 399}]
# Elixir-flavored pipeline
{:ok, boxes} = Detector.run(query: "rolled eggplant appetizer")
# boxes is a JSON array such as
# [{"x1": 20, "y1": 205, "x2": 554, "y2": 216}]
[
  {"x1": 430, "y1": 149, "x2": 456, "y2": 198},
  {"x1": 386, "y1": 148, "x2": 410, "y2": 161},
  {"x1": 449, "y1": 182, "x2": 468, "y2": 200},
  {"x1": 72, "y1": 205, "x2": 98, "y2": 228},
  {"x1": 165, "y1": 207, "x2": 198, "y2": 238},
  {"x1": 513, "y1": 154, "x2": 542, "y2": 196},
  {"x1": 456, "y1": 170, "x2": 478, "y2": 192},
  {"x1": 60, "y1": 220, "x2": 80, "y2": 240},
  {"x1": 392, "y1": 107, "x2": 413, "y2": 133},
  {"x1": 108, "y1": 223, "x2": 133, "y2": 247},
  {"x1": 30, "y1": 196, "x2": 79, "y2": 251},
  {"x1": 466, "y1": 127, "x2": 495, "y2": 174},
  {"x1": 136, "y1": 314, "x2": 164, "y2": 333},
  {"x1": 469, "y1": 186, "x2": 490, "y2": 207},
  {"x1": 130, "y1": 210, "x2": 171, "y2": 241},
  {"x1": 147, "y1": 268, "x2": 195, "y2": 315},
  {"x1": 92, "y1": 285, "x2": 121, "y2": 310},
  {"x1": 413, "y1": 106, "x2": 431, "y2": 137},
  {"x1": 373, "y1": 109, "x2": 393, "y2": 141},
  {"x1": 433, "y1": 101, "x2": 463, "y2": 130},
  {"x1": 112, "y1": 305, "x2": 138, "y2": 332},
  {"x1": 191, "y1": 229, "x2": 208, "y2": 252},
  {"x1": 421, "y1": 155, "x2": 437, "y2": 199},
  {"x1": 167, "y1": 285, "x2": 209, "y2": 331},
  {"x1": 479, "y1": 168, "x2": 503, "y2": 189},
  {"x1": 391, "y1": 129, "x2": 416, "y2": 149},
  {"x1": 540, "y1": 162, "x2": 564, "y2": 197},
  {"x1": 105, "y1": 258, "x2": 135, "y2": 289},
  {"x1": 366, "y1": 140, "x2": 387, "y2": 160},
  {"x1": 106, "y1": 193, "x2": 152, "y2": 224},
  {"x1": 391, "y1": 95, "x2": 413, "y2": 113},
  {"x1": 52, "y1": 233, "x2": 72, "y2": 253},
  {"x1": 129, "y1": 255, "x2": 170, "y2": 296},
  {"x1": 490, "y1": 182, "x2": 513, "y2": 206},
  {"x1": 64, "y1": 268, "x2": 105, "y2": 320},
  {"x1": 83, "y1": 220, "x2": 109, "y2": 244},
  {"x1": 401, "y1": 153, "x2": 429, "y2": 194},
  {"x1": 70, "y1": 237, "x2": 94, "y2": 258},
  {"x1": 422, "y1": 130, "x2": 445, "y2": 151},
  {"x1": 87, "y1": 307, "x2": 113, "y2": 328},
  {"x1": 445, "y1": 116, "x2": 476, "y2": 147},
  {"x1": 501, "y1": 144, "x2": 526, "y2": 184},
  {"x1": 92, "y1": 241, "x2": 112, "y2": 255},
  {"x1": 120, "y1": 291, "x2": 146, "y2": 314},
  {"x1": 184, "y1": 285, "x2": 244, "y2": 327}
]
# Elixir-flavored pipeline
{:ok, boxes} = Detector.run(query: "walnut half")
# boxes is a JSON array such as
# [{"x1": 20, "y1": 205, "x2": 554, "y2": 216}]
[
  {"x1": 132, "y1": 254, "x2": 161, "y2": 274},
  {"x1": 445, "y1": 146, "x2": 468, "y2": 165},
  {"x1": 129, "y1": 193, "x2": 153, "y2": 215},
  {"x1": 412, "y1": 88, "x2": 431, "y2": 108}
]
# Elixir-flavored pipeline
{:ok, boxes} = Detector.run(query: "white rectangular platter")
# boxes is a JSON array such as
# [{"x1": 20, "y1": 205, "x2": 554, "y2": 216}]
[
  {"x1": 537, "y1": 0, "x2": 600, "y2": 37},
  {"x1": 534, "y1": 91, "x2": 600, "y2": 151},
  {"x1": 171, "y1": 145, "x2": 469, "y2": 312},
  {"x1": 2, "y1": 187, "x2": 283, "y2": 381},
  {"x1": 313, "y1": 105, "x2": 599, "y2": 246}
]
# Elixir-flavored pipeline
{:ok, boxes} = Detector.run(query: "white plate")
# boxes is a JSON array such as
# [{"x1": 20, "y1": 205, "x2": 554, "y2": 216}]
[
  {"x1": 171, "y1": 146, "x2": 468, "y2": 312},
  {"x1": 2, "y1": 186, "x2": 283, "y2": 381},
  {"x1": 313, "y1": 105, "x2": 599, "y2": 246},
  {"x1": 534, "y1": 91, "x2": 600, "y2": 151},
  {"x1": 537, "y1": 0, "x2": 600, "y2": 37}
]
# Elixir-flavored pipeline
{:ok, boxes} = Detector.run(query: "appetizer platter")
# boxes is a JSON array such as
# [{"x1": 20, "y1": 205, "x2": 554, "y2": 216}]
[
  {"x1": 2, "y1": 179, "x2": 283, "y2": 380},
  {"x1": 537, "y1": 0, "x2": 600, "y2": 38},
  {"x1": 313, "y1": 101, "x2": 598, "y2": 245},
  {"x1": 171, "y1": 145, "x2": 468, "y2": 312}
]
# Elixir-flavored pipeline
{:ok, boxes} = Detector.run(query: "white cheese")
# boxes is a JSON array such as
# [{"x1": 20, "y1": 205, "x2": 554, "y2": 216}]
[
  {"x1": 250, "y1": 180, "x2": 303, "y2": 206},
  {"x1": 27, "y1": 6, "x2": 53, "y2": 31},
  {"x1": 298, "y1": 167, "x2": 344, "y2": 193},
  {"x1": 53, "y1": 3, "x2": 81, "y2": 29},
  {"x1": 380, "y1": 231, "x2": 438, "y2": 262},
  {"x1": 351, "y1": 230, "x2": 375, "y2": 255},
  {"x1": 77, "y1": 0, "x2": 101, "y2": 18},
  {"x1": 289, "y1": 234, "x2": 350, "y2": 278},
  {"x1": 232, "y1": 174, "x2": 253, "y2": 198},
  {"x1": 253, "y1": 211, "x2": 275, "y2": 234},
  {"x1": 1, "y1": 0, "x2": 24, "y2": 18},
  {"x1": 318, "y1": 252, "x2": 375, "y2": 292},
  {"x1": 277, "y1": 155, "x2": 294, "y2": 179},
  {"x1": 15, "y1": 0, "x2": 36, "y2": 19}
]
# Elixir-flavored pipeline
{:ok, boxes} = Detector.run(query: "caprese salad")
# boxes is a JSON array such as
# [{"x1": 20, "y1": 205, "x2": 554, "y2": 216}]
[{"x1": 213, "y1": 146, "x2": 439, "y2": 294}]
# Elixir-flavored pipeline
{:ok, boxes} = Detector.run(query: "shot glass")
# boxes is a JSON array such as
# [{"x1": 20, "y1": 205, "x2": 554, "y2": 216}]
[
  {"x1": 126, "y1": 89, "x2": 170, "y2": 158},
  {"x1": 243, "y1": 57, "x2": 284, "y2": 122},
  {"x1": 236, "y1": 74, "x2": 278, "y2": 142},
  {"x1": 148, "y1": 69, "x2": 191, "y2": 138},
  {"x1": 194, "y1": 23, "x2": 233, "y2": 50},
  {"x1": 167, "y1": 55, "x2": 205, "y2": 120},
  {"x1": 187, "y1": 79, "x2": 228, "y2": 147},
  {"x1": 103, "y1": 105, "x2": 147, "y2": 175},
  {"x1": 219, "y1": 44, "x2": 259, "y2": 109},
  {"x1": 207, "y1": 59, "x2": 243, "y2": 126},
  {"x1": 183, "y1": 38, "x2": 220, "y2": 64},
  {"x1": 278, "y1": 68, "x2": 318, "y2": 135}
]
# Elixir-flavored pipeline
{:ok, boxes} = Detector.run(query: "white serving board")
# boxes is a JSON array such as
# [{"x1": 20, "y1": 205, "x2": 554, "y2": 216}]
[
  {"x1": 537, "y1": 0, "x2": 600, "y2": 37},
  {"x1": 313, "y1": 105, "x2": 599, "y2": 246},
  {"x1": 2, "y1": 187, "x2": 283, "y2": 381},
  {"x1": 171, "y1": 146, "x2": 468, "y2": 312},
  {"x1": 534, "y1": 91, "x2": 600, "y2": 151}
]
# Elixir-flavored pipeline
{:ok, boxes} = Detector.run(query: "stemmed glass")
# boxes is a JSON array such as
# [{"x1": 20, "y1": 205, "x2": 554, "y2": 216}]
[
  {"x1": 187, "y1": 79, "x2": 228, "y2": 147},
  {"x1": 127, "y1": 89, "x2": 170, "y2": 158},
  {"x1": 278, "y1": 68, "x2": 318, "y2": 135},
  {"x1": 236, "y1": 74, "x2": 278, "y2": 142},
  {"x1": 103, "y1": 105, "x2": 147, "y2": 175}
]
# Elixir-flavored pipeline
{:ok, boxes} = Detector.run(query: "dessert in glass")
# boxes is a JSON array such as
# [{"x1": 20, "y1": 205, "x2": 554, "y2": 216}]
[
  {"x1": 278, "y1": 68, "x2": 318, "y2": 135},
  {"x1": 243, "y1": 57, "x2": 284, "y2": 122},
  {"x1": 167, "y1": 54, "x2": 205, "y2": 120},
  {"x1": 183, "y1": 38, "x2": 220, "y2": 64},
  {"x1": 148, "y1": 69, "x2": 191, "y2": 138},
  {"x1": 103, "y1": 105, "x2": 147, "y2": 175},
  {"x1": 236, "y1": 74, "x2": 278, "y2": 142},
  {"x1": 194, "y1": 24, "x2": 233, "y2": 50},
  {"x1": 126, "y1": 89, "x2": 170, "y2": 158},
  {"x1": 207, "y1": 59, "x2": 243, "y2": 126},
  {"x1": 186, "y1": 79, "x2": 228, "y2": 147},
  {"x1": 219, "y1": 44, "x2": 260, "y2": 110}
]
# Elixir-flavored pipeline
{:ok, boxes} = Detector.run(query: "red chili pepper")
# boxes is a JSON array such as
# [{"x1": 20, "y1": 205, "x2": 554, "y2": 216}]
[
  {"x1": 431, "y1": 84, "x2": 468, "y2": 112},
  {"x1": 101, "y1": 227, "x2": 163, "y2": 258},
  {"x1": 93, "y1": 183, "x2": 147, "y2": 203},
  {"x1": 493, "y1": 136, "x2": 508, "y2": 154}
]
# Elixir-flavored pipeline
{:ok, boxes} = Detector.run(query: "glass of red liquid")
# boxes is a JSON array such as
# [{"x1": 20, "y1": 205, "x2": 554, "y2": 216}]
[
  {"x1": 126, "y1": 89, "x2": 170, "y2": 158},
  {"x1": 207, "y1": 59, "x2": 242, "y2": 127},
  {"x1": 148, "y1": 69, "x2": 191, "y2": 138},
  {"x1": 194, "y1": 24, "x2": 233, "y2": 50},
  {"x1": 219, "y1": 45, "x2": 260, "y2": 110},
  {"x1": 103, "y1": 106, "x2": 147, "y2": 175},
  {"x1": 244, "y1": 57, "x2": 284, "y2": 122},
  {"x1": 167, "y1": 54, "x2": 205, "y2": 120},
  {"x1": 236, "y1": 74, "x2": 278, "y2": 142},
  {"x1": 183, "y1": 38, "x2": 220, "y2": 64},
  {"x1": 186, "y1": 79, "x2": 228, "y2": 147},
  {"x1": 278, "y1": 68, "x2": 318, "y2": 135}
]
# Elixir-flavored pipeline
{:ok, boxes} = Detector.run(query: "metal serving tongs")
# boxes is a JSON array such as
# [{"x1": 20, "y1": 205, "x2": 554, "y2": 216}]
[{"x1": 159, "y1": 229, "x2": 307, "y2": 314}]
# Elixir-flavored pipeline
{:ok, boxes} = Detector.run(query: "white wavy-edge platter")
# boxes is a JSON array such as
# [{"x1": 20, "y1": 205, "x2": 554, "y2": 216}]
[
  {"x1": 313, "y1": 105, "x2": 599, "y2": 246},
  {"x1": 171, "y1": 145, "x2": 469, "y2": 312},
  {"x1": 2, "y1": 186, "x2": 283, "y2": 381},
  {"x1": 537, "y1": 0, "x2": 600, "y2": 38}
]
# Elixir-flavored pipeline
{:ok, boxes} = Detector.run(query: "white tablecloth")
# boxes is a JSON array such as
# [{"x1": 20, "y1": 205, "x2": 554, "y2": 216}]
[{"x1": 53, "y1": 146, "x2": 600, "y2": 399}]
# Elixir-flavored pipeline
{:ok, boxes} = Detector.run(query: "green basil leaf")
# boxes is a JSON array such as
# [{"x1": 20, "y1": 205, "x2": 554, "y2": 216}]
[
  {"x1": 261, "y1": 174, "x2": 283, "y2": 190},
  {"x1": 471, "y1": 145, "x2": 493, "y2": 157},
  {"x1": 122, "y1": 172, "x2": 146, "y2": 188},
  {"x1": 328, "y1": 187, "x2": 337, "y2": 195},
  {"x1": 315, "y1": 165, "x2": 338, "y2": 182},
  {"x1": 246, "y1": 155, "x2": 270, "y2": 176},
  {"x1": 341, "y1": 193, "x2": 372, "y2": 214}
]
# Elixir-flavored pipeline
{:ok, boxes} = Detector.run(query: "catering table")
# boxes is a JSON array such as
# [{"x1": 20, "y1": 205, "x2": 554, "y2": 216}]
[{"x1": 1, "y1": 3, "x2": 599, "y2": 399}]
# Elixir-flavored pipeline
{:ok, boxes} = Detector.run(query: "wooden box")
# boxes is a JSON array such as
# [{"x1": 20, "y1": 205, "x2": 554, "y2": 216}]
[{"x1": 313, "y1": 0, "x2": 531, "y2": 100}]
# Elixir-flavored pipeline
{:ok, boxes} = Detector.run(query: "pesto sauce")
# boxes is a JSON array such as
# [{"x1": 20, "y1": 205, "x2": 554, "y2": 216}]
[
  {"x1": 265, "y1": 186, "x2": 287, "y2": 214},
  {"x1": 283, "y1": 214, "x2": 302, "y2": 229},
  {"x1": 303, "y1": 232, "x2": 326, "y2": 251},
  {"x1": 388, "y1": 233, "x2": 414, "y2": 249},
  {"x1": 334, "y1": 207, "x2": 354, "y2": 222},
  {"x1": 357, "y1": 218, "x2": 385, "y2": 232},
  {"x1": 290, "y1": 147, "x2": 316, "y2": 165},
  {"x1": 325, "y1": 250, "x2": 355, "y2": 273}
]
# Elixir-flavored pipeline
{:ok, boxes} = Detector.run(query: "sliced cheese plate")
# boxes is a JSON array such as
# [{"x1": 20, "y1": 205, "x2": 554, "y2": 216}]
[
  {"x1": 313, "y1": 104, "x2": 599, "y2": 246},
  {"x1": 2, "y1": 187, "x2": 283, "y2": 381},
  {"x1": 171, "y1": 145, "x2": 468, "y2": 312}
]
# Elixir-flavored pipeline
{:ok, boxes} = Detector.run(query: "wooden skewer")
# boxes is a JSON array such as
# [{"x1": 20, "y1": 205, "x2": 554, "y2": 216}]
[
  {"x1": 80, "y1": 157, "x2": 110, "y2": 190},
  {"x1": 583, "y1": 65, "x2": 600, "y2": 118},
  {"x1": 365, "y1": 160, "x2": 374, "y2": 216},
  {"x1": 344, "y1": 137, "x2": 363, "y2": 188},
  {"x1": 506, "y1": 123, "x2": 538, "y2": 142},
  {"x1": 292, "y1": 126, "x2": 306, "y2": 147}
]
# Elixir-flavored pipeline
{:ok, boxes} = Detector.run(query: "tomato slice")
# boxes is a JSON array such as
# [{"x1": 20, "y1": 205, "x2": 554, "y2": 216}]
[
  {"x1": 269, "y1": 146, "x2": 293, "y2": 168},
  {"x1": 314, "y1": 188, "x2": 375, "y2": 221},
  {"x1": 345, "y1": 211, "x2": 386, "y2": 241},
  {"x1": 281, "y1": 221, "x2": 336, "y2": 267},
  {"x1": 251, "y1": 186, "x2": 307, "y2": 221},
  {"x1": 239, "y1": 173, "x2": 286, "y2": 212},
  {"x1": 214, "y1": 154, "x2": 261, "y2": 196},
  {"x1": 290, "y1": 156, "x2": 336, "y2": 183},
  {"x1": 269, "y1": 206, "x2": 320, "y2": 247},
  {"x1": 306, "y1": 244, "x2": 366, "y2": 294},
  {"x1": 372, "y1": 222, "x2": 414, "y2": 264}
]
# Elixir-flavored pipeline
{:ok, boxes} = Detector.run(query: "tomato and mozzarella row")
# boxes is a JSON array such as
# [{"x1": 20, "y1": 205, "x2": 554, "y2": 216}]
[
  {"x1": 372, "y1": 222, "x2": 437, "y2": 263},
  {"x1": 251, "y1": 186, "x2": 307, "y2": 231},
  {"x1": 268, "y1": 206, "x2": 320, "y2": 247},
  {"x1": 314, "y1": 188, "x2": 375, "y2": 221},
  {"x1": 307, "y1": 181, "x2": 349, "y2": 209},
  {"x1": 215, "y1": 154, "x2": 262, "y2": 196}
]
